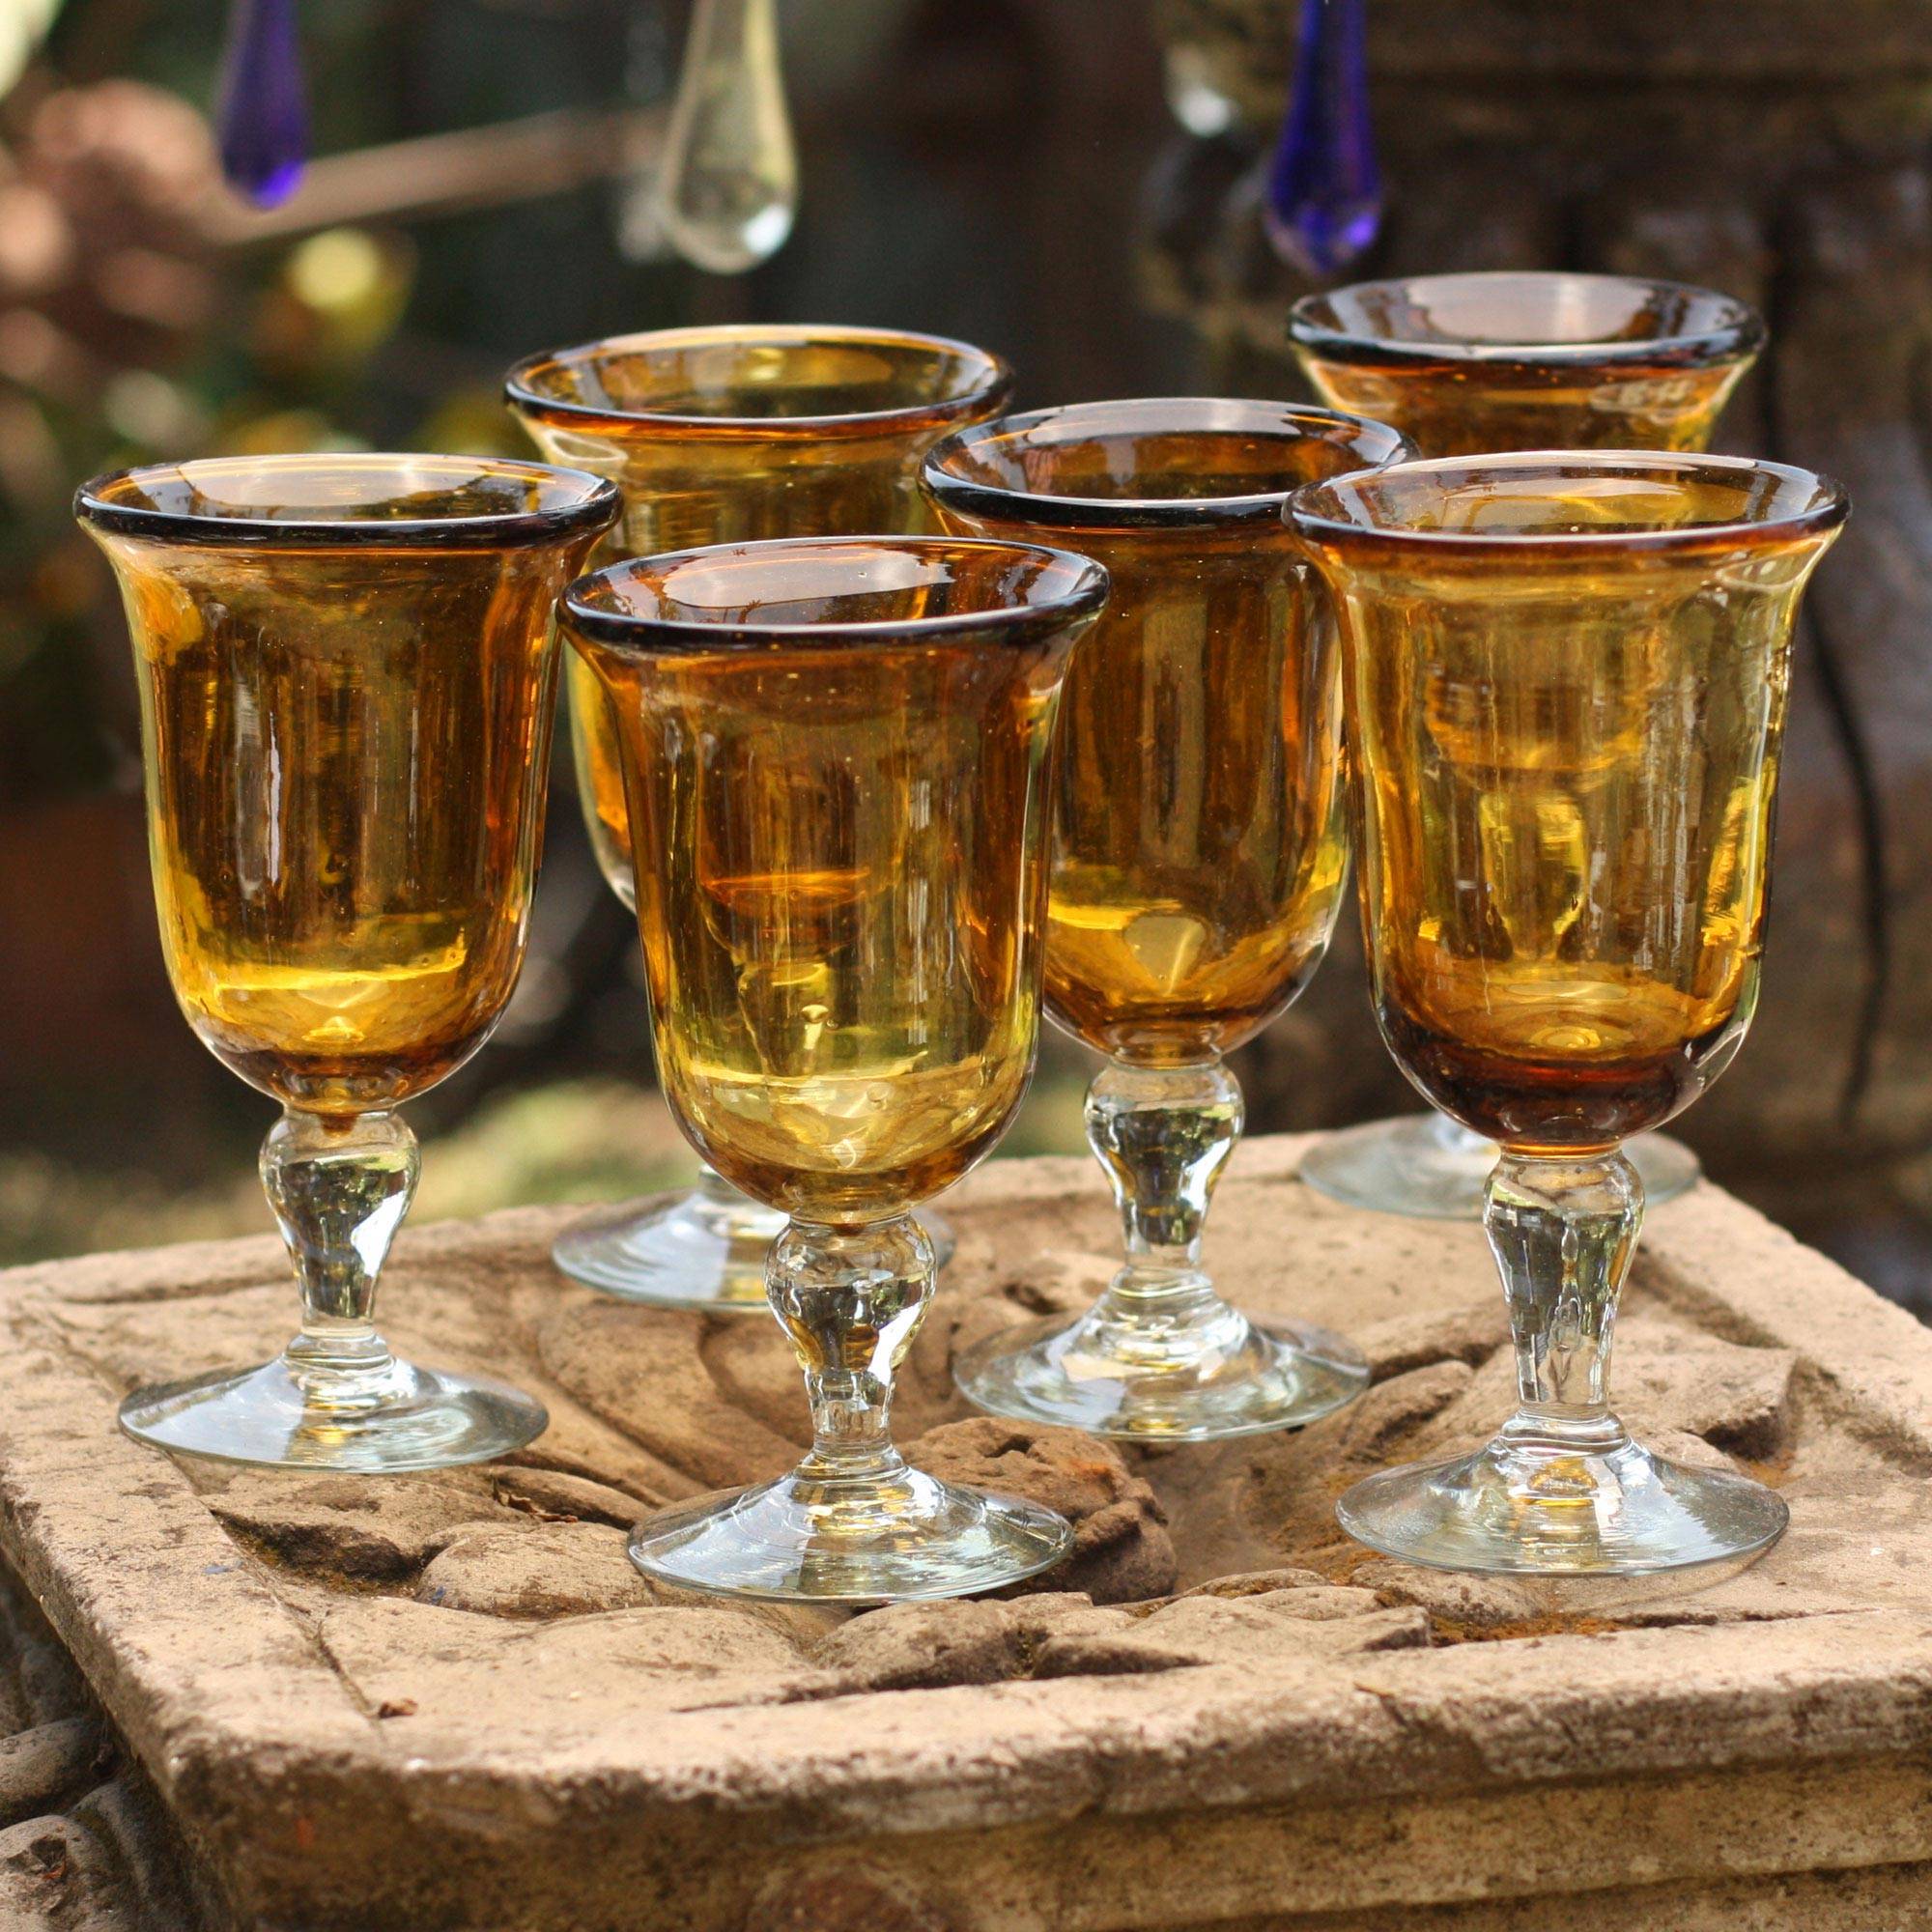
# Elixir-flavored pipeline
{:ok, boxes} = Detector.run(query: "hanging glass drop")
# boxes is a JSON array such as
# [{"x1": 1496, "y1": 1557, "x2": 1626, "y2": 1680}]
[
  {"x1": 657, "y1": 0, "x2": 797, "y2": 275},
  {"x1": 1264, "y1": 0, "x2": 1381, "y2": 278},
  {"x1": 215, "y1": 0, "x2": 308, "y2": 209}
]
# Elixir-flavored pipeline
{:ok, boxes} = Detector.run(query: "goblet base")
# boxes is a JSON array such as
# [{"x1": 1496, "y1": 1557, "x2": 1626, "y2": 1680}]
[
  {"x1": 1298, "y1": 1114, "x2": 1701, "y2": 1221},
  {"x1": 118, "y1": 1352, "x2": 549, "y2": 1473},
  {"x1": 1337, "y1": 1426, "x2": 1789, "y2": 1576},
  {"x1": 553, "y1": 1186, "x2": 955, "y2": 1313},
  {"x1": 953, "y1": 1298, "x2": 1369, "y2": 1441},
  {"x1": 552, "y1": 1183, "x2": 781, "y2": 1311},
  {"x1": 627, "y1": 1463, "x2": 1071, "y2": 1603}
]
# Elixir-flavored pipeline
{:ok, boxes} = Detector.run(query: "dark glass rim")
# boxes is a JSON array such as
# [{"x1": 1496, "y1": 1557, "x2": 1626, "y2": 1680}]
[
  {"x1": 503, "y1": 323, "x2": 1014, "y2": 440},
  {"x1": 1287, "y1": 450, "x2": 1851, "y2": 557},
  {"x1": 562, "y1": 534, "x2": 1109, "y2": 654},
  {"x1": 74, "y1": 454, "x2": 622, "y2": 550},
  {"x1": 1287, "y1": 271, "x2": 1768, "y2": 371},
  {"x1": 922, "y1": 397, "x2": 1414, "y2": 530}
]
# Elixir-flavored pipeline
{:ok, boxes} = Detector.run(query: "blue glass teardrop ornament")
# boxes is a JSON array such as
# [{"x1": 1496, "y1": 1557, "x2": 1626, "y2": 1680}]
[
  {"x1": 216, "y1": 0, "x2": 308, "y2": 209},
  {"x1": 1264, "y1": 0, "x2": 1381, "y2": 277}
]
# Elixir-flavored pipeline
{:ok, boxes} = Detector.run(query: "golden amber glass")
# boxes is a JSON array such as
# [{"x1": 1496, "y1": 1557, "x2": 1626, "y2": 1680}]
[
  {"x1": 77, "y1": 454, "x2": 618, "y2": 1471},
  {"x1": 90, "y1": 464, "x2": 611, "y2": 1116},
  {"x1": 925, "y1": 399, "x2": 1406, "y2": 1441},
  {"x1": 1289, "y1": 271, "x2": 1764, "y2": 458},
  {"x1": 564, "y1": 534, "x2": 1104, "y2": 1601},
  {"x1": 1289, "y1": 270, "x2": 1760, "y2": 1219},
  {"x1": 926, "y1": 399, "x2": 1407, "y2": 1063},
  {"x1": 1293, "y1": 451, "x2": 1846, "y2": 1575},
  {"x1": 507, "y1": 324, "x2": 1009, "y2": 1308},
  {"x1": 507, "y1": 324, "x2": 1011, "y2": 904}
]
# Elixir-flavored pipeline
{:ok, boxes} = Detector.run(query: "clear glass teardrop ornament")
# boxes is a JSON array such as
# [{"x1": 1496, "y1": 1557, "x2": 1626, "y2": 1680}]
[{"x1": 657, "y1": 0, "x2": 798, "y2": 274}]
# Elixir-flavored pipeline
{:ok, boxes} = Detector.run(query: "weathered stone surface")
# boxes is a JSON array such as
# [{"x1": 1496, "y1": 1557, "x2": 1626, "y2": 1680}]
[
  {"x1": 3, "y1": 1138, "x2": 1932, "y2": 1928},
  {"x1": 0, "y1": 1813, "x2": 123, "y2": 1930},
  {"x1": 487, "y1": 1463, "x2": 659, "y2": 1529},
  {"x1": 0, "y1": 1719, "x2": 101, "y2": 1830},
  {"x1": 1236, "y1": 1861, "x2": 1932, "y2": 1930},
  {"x1": 414, "y1": 1522, "x2": 658, "y2": 1620},
  {"x1": 0, "y1": 1569, "x2": 210, "y2": 1932},
  {"x1": 1354, "y1": 1298, "x2": 1512, "y2": 1382},
  {"x1": 532, "y1": 1296, "x2": 804, "y2": 1492},
  {"x1": 803, "y1": 1575, "x2": 1425, "y2": 1698},
  {"x1": 1239, "y1": 1358, "x2": 1480, "y2": 1575},
  {"x1": 807, "y1": 1600, "x2": 1027, "y2": 1693},
  {"x1": 1042, "y1": 1589, "x2": 1429, "y2": 1677},
  {"x1": 315, "y1": 1596, "x2": 810, "y2": 1749},
  {"x1": 903, "y1": 1416, "x2": 1179, "y2": 1604},
  {"x1": 204, "y1": 1471, "x2": 507, "y2": 1580}
]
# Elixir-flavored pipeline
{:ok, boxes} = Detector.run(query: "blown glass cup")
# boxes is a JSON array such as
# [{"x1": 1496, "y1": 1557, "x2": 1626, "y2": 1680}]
[
  {"x1": 1292, "y1": 451, "x2": 1846, "y2": 1574},
  {"x1": 926, "y1": 399, "x2": 1408, "y2": 1439},
  {"x1": 507, "y1": 325, "x2": 1010, "y2": 1312},
  {"x1": 562, "y1": 534, "x2": 1106, "y2": 1601},
  {"x1": 76, "y1": 454, "x2": 620, "y2": 1470},
  {"x1": 1288, "y1": 273, "x2": 1767, "y2": 1220}
]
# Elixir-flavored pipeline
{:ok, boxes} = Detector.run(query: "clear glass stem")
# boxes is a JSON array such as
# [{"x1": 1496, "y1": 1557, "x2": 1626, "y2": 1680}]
[
  {"x1": 1336, "y1": 1143, "x2": 1784, "y2": 1574},
  {"x1": 767, "y1": 1215, "x2": 931, "y2": 1489},
  {"x1": 261, "y1": 1108, "x2": 416, "y2": 1400},
  {"x1": 118, "y1": 1105, "x2": 546, "y2": 1470},
  {"x1": 1087, "y1": 1058, "x2": 1242, "y2": 1334},
  {"x1": 952, "y1": 1054, "x2": 1367, "y2": 1438},
  {"x1": 1486, "y1": 1148, "x2": 1642, "y2": 1456},
  {"x1": 627, "y1": 1208, "x2": 1071, "y2": 1599}
]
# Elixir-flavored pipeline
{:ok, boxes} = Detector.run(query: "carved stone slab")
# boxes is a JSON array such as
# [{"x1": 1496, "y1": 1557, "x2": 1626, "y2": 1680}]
[{"x1": 2, "y1": 1135, "x2": 1931, "y2": 1930}]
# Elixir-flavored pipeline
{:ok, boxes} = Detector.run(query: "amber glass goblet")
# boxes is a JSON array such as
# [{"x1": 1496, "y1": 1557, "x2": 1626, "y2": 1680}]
[
  {"x1": 1288, "y1": 270, "x2": 1764, "y2": 458},
  {"x1": 563, "y1": 535, "x2": 1105, "y2": 1600},
  {"x1": 926, "y1": 399, "x2": 1409, "y2": 1439},
  {"x1": 1289, "y1": 271, "x2": 1766, "y2": 1221},
  {"x1": 506, "y1": 324, "x2": 1009, "y2": 1312},
  {"x1": 76, "y1": 455, "x2": 619, "y2": 1470},
  {"x1": 1292, "y1": 451, "x2": 1845, "y2": 1573}
]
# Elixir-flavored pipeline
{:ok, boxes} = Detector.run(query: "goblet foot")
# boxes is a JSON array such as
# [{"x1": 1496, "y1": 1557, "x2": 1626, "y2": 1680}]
[
  {"x1": 1298, "y1": 1114, "x2": 1700, "y2": 1220},
  {"x1": 953, "y1": 1296, "x2": 1368, "y2": 1441},
  {"x1": 553, "y1": 1185, "x2": 957, "y2": 1313},
  {"x1": 118, "y1": 1351, "x2": 548, "y2": 1473},
  {"x1": 627, "y1": 1462, "x2": 1071, "y2": 1603},
  {"x1": 552, "y1": 1184, "x2": 782, "y2": 1311},
  {"x1": 1336, "y1": 1424, "x2": 1788, "y2": 1576}
]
